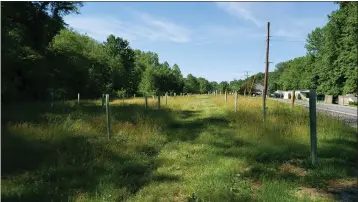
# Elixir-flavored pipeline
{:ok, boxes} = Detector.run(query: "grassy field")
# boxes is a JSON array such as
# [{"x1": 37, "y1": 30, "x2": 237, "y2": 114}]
[{"x1": 2, "y1": 95, "x2": 357, "y2": 202}]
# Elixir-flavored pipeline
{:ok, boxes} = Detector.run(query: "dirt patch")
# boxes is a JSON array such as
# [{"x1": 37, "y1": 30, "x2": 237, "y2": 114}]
[
  {"x1": 295, "y1": 187, "x2": 334, "y2": 201},
  {"x1": 244, "y1": 167, "x2": 251, "y2": 172},
  {"x1": 251, "y1": 181, "x2": 262, "y2": 190},
  {"x1": 295, "y1": 180, "x2": 358, "y2": 201},
  {"x1": 327, "y1": 179, "x2": 357, "y2": 190},
  {"x1": 327, "y1": 179, "x2": 358, "y2": 202},
  {"x1": 279, "y1": 163, "x2": 307, "y2": 177}
]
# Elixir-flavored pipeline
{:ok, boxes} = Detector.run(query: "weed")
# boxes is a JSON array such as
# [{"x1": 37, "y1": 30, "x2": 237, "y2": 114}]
[{"x1": 2, "y1": 95, "x2": 356, "y2": 201}]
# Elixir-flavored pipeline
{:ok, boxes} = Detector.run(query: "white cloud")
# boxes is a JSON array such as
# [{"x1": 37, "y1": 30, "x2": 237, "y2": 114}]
[
  {"x1": 272, "y1": 28, "x2": 304, "y2": 39},
  {"x1": 216, "y1": 2, "x2": 263, "y2": 27},
  {"x1": 64, "y1": 12, "x2": 261, "y2": 46},
  {"x1": 193, "y1": 25, "x2": 262, "y2": 45},
  {"x1": 216, "y1": 2, "x2": 327, "y2": 42},
  {"x1": 64, "y1": 12, "x2": 191, "y2": 44},
  {"x1": 138, "y1": 12, "x2": 192, "y2": 43},
  {"x1": 64, "y1": 17, "x2": 132, "y2": 42},
  {"x1": 270, "y1": 18, "x2": 326, "y2": 40}
]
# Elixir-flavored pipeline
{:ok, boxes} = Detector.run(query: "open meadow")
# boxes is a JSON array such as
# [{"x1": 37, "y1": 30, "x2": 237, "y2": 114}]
[{"x1": 2, "y1": 95, "x2": 357, "y2": 202}]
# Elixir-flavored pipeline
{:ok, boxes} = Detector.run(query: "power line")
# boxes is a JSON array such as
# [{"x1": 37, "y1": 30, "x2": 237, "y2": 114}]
[
  {"x1": 269, "y1": 38, "x2": 282, "y2": 66},
  {"x1": 270, "y1": 35, "x2": 306, "y2": 43},
  {"x1": 271, "y1": 39, "x2": 306, "y2": 43},
  {"x1": 259, "y1": 39, "x2": 267, "y2": 64},
  {"x1": 270, "y1": 36, "x2": 305, "y2": 40},
  {"x1": 244, "y1": 71, "x2": 250, "y2": 80},
  {"x1": 268, "y1": 40, "x2": 277, "y2": 64},
  {"x1": 268, "y1": 36, "x2": 305, "y2": 66}
]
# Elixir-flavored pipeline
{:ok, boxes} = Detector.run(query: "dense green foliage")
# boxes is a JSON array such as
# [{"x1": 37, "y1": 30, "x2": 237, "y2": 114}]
[
  {"x1": 225, "y1": 2, "x2": 357, "y2": 96},
  {"x1": 2, "y1": 2, "x2": 356, "y2": 103},
  {"x1": 2, "y1": 2, "x2": 214, "y2": 103},
  {"x1": 267, "y1": 2, "x2": 358, "y2": 96},
  {"x1": 236, "y1": 2, "x2": 357, "y2": 96},
  {"x1": 2, "y1": 2, "x2": 84, "y2": 101}
]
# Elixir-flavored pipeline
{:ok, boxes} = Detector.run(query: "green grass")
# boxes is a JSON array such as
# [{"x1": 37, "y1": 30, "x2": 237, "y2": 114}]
[
  {"x1": 2, "y1": 95, "x2": 357, "y2": 202},
  {"x1": 348, "y1": 102, "x2": 357, "y2": 107}
]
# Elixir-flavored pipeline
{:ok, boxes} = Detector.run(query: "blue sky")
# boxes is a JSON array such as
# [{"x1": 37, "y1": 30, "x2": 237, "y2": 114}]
[{"x1": 64, "y1": 2, "x2": 338, "y2": 82}]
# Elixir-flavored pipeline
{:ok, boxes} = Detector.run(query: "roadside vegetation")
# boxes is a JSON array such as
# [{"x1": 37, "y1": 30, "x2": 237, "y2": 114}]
[
  {"x1": 2, "y1": 95, "x2": 357, "y2": 201},
  {"x1": 2, "y1": 2, "x2": 357, "y2": 104},
  {"x1": 349, "y1": 101, "x2": 357, "y2": 107},
  {"x1": 2, "y1": 2, "x2": 357, "y2": 201}
]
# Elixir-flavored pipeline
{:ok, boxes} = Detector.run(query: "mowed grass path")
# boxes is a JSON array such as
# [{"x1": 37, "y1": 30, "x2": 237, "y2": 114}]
[{"x1": 2, "y1": 95, "x2": 357, "y2": 202}]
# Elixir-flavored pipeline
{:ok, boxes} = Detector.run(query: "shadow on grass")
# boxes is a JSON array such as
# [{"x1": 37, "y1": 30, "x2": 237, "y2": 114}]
[
  {"x1": 1, "y1": 128, "x2": 180, "y2": 202},
  {"x1": 1, "y1": 101, "x2": 67, "y2": 124},
  {"x1": 187, "y1": 192, "x2": 254, "y2": 202},
  {"x1": 3, "y1": 99, "x2": 357, "y2": 201},
  {"x1": 177, "y1": 110, "x2": 201, "y2": 120},
  {"x1": 1, "y1": 127, "x2": 57, "y2": 177},
  {"x1": 327, "y1": 185, "x2": 358, "y2": 202},
  {"x1": 211, "y1": 108, "x2": 358, "y2": 201},
  {"x1": 2, "y1": 101, "x2": 178, "y2": 128},
  {"x1": 1, "y1": 102, "x2": 185, "y2": 201},
  {"x1": 166, "y1": 115, "x2": 230, "y2": 142},
  {"x1": 2, "y1": 101, "x2": 206, "y2": 143},
  {"x1": 1, "y1": 100, "x2": 236, "y2": 201}
]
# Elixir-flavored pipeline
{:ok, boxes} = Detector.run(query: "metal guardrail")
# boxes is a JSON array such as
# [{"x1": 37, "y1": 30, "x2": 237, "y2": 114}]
[{"x1": 270, "y1": 98, "x2": 358, "y2": 117}]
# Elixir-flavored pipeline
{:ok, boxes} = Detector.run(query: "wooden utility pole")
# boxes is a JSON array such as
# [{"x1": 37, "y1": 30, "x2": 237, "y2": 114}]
[
  {"x1": 244, "y1": 71, "x2": 249, "y2": 80},
  {"x1": 244, "y1": 71, "x2": 250, "y2": 97},
  {"x1": 263, "y1": 22, "x2": 270, "y2": 122},
  {"x1": 249, "y1": 75, "x2": 256, "y2": 97}
]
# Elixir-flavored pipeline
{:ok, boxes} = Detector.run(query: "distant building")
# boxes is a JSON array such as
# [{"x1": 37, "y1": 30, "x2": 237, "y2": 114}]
[
  {"x1": 254, "y1": 84, "x2": 264, "y2": 94},
  {"x1": 339, "y1": 94, "x2": 357, "y2": 105},
  {"x1": 346, "y1": 94, "x2": 358, "y2": 103},
  {"x1": 274, "y1": 89, "x2": 310, "y2": 100},
  {"x1": 250, "y1": 83, "x2": 264, "y2": 96}
]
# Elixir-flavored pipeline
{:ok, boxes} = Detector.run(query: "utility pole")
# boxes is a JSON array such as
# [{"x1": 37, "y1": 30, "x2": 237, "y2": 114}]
[
  {"x1": 244, "y1": 71, "x2": 250, "y2": 97},
  {"x1": 244, "y1": 71, "x2": 249, "y2": 80},
  {"x1": 249, "y1": 75, "x2": 256, "y2": 97},
  {"x1": 263, "y1": 22, "x2": 270, "y2": 122}
]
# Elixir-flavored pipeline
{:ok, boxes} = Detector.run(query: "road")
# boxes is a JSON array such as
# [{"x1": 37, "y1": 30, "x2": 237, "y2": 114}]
[{"x1": 270, "y1": 98, "x2": 357, "y2": 128}]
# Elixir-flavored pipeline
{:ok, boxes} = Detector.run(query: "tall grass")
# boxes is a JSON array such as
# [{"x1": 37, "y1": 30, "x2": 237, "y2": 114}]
[{"x1": 2, "y1": 95, "x2": 357, "y2": 201}]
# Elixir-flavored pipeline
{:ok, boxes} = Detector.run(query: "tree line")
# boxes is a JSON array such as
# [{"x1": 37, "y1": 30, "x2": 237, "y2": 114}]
[
  {"x1": 233, "y1": 2, "x2": 357, "y2": 97},
  {"x1": 265, "y1": 2, "x2": 357, "y2": 96},
  {"x1": 2, "y1": 2, "x2": 215, "y2": 102},
  {"x1": 2, "y1": 2, "x2": 356, "y2": 104}
]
